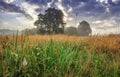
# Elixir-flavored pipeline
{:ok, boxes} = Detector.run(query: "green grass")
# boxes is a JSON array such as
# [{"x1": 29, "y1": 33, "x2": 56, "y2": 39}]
[{"x1": 0, "y1": 35, "x2": 120, "y2": 77}]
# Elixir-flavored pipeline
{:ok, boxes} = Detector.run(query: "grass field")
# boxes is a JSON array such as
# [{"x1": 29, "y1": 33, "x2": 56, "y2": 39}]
[{"x1": 0, "y1": 34, "x2": 120, "y2": 77}]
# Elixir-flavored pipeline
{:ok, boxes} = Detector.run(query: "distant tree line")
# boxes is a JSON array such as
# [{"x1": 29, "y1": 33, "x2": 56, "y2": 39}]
[
  {"x1": 65, "y1": 21, "x2": 92, "y2": 36},
  {"x1": 22, "y1": 8, "x2": 92, "y2": 36}
]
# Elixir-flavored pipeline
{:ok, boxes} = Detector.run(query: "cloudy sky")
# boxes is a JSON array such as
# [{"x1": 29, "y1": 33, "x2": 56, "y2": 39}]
[{"x1": 0, "y1": 0, "x2": 120, "y2": 35}]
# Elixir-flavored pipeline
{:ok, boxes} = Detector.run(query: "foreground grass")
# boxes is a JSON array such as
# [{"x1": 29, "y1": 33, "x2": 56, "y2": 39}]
[{"x1": 0, "y1": 35, "x2": 120, "y2": 77}]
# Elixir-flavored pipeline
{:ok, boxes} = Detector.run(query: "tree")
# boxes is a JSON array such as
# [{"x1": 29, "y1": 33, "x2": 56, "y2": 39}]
[
  {"x1": 64, "y1": 26, "x2": 78, "y2": 35},
  {"x1": 34, "y1": 8, "x2": 65, "y2": 34},
  {"x1": 77, "y1": 21, "x2": 92, "y2": 36}
]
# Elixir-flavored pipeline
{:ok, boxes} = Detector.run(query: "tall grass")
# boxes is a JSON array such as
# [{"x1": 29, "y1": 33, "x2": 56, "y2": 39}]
[{"x1": 0, "y1": 34, "x2": 120, "y2": 77}]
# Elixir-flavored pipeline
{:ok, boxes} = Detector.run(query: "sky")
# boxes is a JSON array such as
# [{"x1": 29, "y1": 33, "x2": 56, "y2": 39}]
[{"x1": 0, "y1": 0, "x2": 120, "y2": 35}]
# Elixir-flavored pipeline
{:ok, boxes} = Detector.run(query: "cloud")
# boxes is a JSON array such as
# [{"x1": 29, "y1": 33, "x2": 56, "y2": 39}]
[
  {"x1": 0, "y1": 1, "x2": 33, "y2": 20},
  {"x1": 105, "y1": 6, "x2": 111, "y2": 13},
  {"x1": 112, "y1": 0, "x2": 120, "y2": 4},
  {"x1": 55, "y1": 0, "x2": 69, "y2": 21},
  {"x1": 91, "y1": 19, "x2": 118, "y2": 34},
  {"x1": 3, "y1": 0, "x2": 15, "y2": 3},
  {"x1": 97, "y1": 0, "x2": 108, "y2": 4},
  {"x1": 47, "y1": 0, "x2": 54, "y2": 8},
  {"x1": 15, "y1": 16, "x2": 36, "y2": 30},
  {"x1": 92, "y1": 20, "x2": 102, "y2": 24},
  {"x1": 55, "y1": 0, "x2": 68, "y2": 16},
  {"x1": 21, "y1": 2, "x2": 39, "y2": 20},
  {"x1": 1, "y1": 0, "x2": 120, "y2": 21},
  {"x1": 67, "y1": 5, "x2": 73, "y2": 13},
  {"x1": 0, "y1": 14, "x2": 35, "y2": 30},
  {"x1": 25, "y1": 0, "x2": 48, "y2": 5},
  {"x1": 24, "y1": 0, "x2": 74, "y2": 21},
  {"x1": 92, "y1": 19, "x2": 117, "y2": 29},
  {"x1": 0, "y1": 21, "x2": 3, "y2": 27},
  {"x1": 74, "y1": 2, "x2": 85, "y2": 10}
]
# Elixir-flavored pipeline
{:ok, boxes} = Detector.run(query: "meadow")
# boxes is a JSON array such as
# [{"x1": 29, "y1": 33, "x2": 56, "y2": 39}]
[{"x1": 0, "y1": 34, "x2": 120, "y2": 77}]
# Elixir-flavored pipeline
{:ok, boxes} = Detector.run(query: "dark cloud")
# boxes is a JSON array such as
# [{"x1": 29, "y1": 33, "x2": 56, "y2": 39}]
[
  {"x1": 1, "y1": 0, "x2": 120, "y2": 20},
  {"x1": 66, "y1": 0, "x2": 120, "y2": 25},
  {"x1": 0, "y1": 1, "x2": 21, "y2": 12},
  {"x1": 0, "y1": 1, "x2": 33, "y2": 20},
  {"x1": 25, "y1": 0, "x2": 51, "y2": 5}
]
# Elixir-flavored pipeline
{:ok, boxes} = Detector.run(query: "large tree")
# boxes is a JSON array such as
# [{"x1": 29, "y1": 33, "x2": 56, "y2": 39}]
[
  {"x1": 77, "y1": 21, "x2": 92, "y2": 36},
  {"x1": 34, "y1": 8, "x2": 65, "y2": 34}
]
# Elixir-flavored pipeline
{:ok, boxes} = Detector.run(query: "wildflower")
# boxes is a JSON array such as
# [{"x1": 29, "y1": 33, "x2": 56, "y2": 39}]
[
  {"x1": 37, "y1": 52, "x2": 40, "y2": 56},
  {"x1": 22, "y1": 58, "x2": 27, "y2": 66}
]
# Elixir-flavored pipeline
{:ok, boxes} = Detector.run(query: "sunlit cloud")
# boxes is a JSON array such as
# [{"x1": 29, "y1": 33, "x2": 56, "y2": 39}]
[
  {"x1": 106, "y1": 7, "x2": 110, "y2": 13},
  {"x1": 47, "y1": 0, "x2": 54, "y2": 8},
  {"x1": 21, "y1": 2, "x2": 39, "y2": 20},
  {"x1": 96, "y1": 0, "x2": 108, "y2": 4},
  {"x1": 112, "y1": 0, "x2": 119, "y2": 4},
  {"x1": 3, "y1": 0, "x2": 15, "y2": 3},
  {"x1": 92, "y1": 19, "x2": 117, "y2": 31},
  {"x1": 55, "y1": 0, "x2": 68, "y2": 21},
  {"x1": 58, "y1": 0, "x2": 62, "y2": 2},
  {"x1": 67, "y1": 5, "x2": 73, "y2": 12},
  {"x1": 92, "y1": 20, "x2": 102, "y2": 24},
  {"x1": 91, "y1": 19, "x2": 118, "y2": 34},
  {"x1": 55, "y1": 1, "x2": 68, "y2": 16}
]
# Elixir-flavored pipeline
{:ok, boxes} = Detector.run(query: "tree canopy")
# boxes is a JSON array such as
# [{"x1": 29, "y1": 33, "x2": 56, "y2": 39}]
[
  {"x1": 34, "y1": 8, "x2": 66, "y2": 34},
  {"x1": 77, "y1": 21, "x2": 92, "y2": 36}
]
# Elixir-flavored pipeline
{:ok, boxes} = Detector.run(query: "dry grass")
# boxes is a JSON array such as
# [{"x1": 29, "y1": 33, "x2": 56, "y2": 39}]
[
  {"x1": 0, "y1": 34, "x2": 120, "y2": 77},
  {"x1": 23, "y1": 34, "x2": 120, "y2": 53},
  {"x1": 0, "y1": 34, "x2": 120, "y2": 53}
]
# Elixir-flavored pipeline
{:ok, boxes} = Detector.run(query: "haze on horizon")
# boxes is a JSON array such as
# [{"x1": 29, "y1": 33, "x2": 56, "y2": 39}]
[{"x1": 0, "y1": 0, "x2": 120, "y2": 35}]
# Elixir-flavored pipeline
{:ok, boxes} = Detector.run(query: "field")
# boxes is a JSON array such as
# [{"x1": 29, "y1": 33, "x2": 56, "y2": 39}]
[{"x1": 0, "y1": 34, "x2": 120, "y2": 77}]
